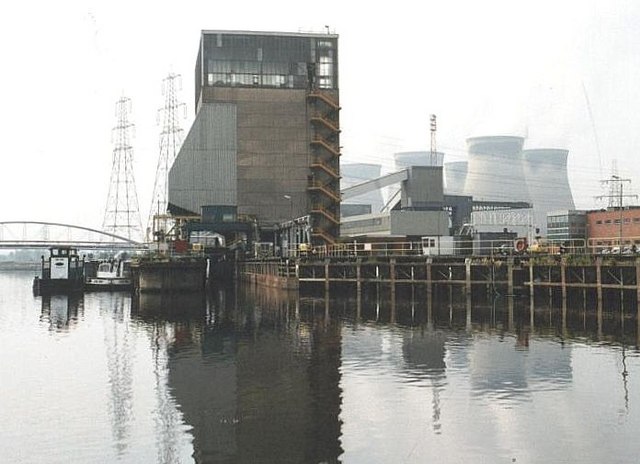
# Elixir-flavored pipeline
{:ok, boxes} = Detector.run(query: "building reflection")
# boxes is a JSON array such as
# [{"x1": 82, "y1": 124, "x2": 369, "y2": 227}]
[
  {"x1": 39, "y1": 293, "x2": 83, "y2": 331},
  {"x1": 132, "y1": 284, "x2": 343, "y2": 463},
  {"x1": 400, "y1": 328, "x2": 448, "y2": 432}
]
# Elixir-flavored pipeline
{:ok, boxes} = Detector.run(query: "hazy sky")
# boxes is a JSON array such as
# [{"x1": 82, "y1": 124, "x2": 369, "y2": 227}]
[{"x1": 1, "y1": 0, "x2": 639, "y2": 229}]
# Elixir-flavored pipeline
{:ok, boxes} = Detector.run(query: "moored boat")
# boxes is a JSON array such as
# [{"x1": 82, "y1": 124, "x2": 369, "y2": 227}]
[
  {"x1": 85, "y1": 259, "x2": 133, "y2": 291},
  {"x1": 33, "y1": 246, "x2": 85, "y2": 295}
]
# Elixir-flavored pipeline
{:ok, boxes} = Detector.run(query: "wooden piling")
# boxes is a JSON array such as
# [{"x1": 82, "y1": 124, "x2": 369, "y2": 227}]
[
  {"x1": 324, "y1": 259, "x2": 330, "y2": 294},
  {"x1": 426, "y1": 258, "x2": 433, "y2": 298},
  {"x1": 561, "y1": 260, "x2": 567, "y2": 300},
  {"x1": 356, "y1": 259, "x2": 362, "y2": 319},
  {"x1": 529, "y1": 263, "x2": 534, "y2": 301},
  {"x1": 390, "y1": 259, "x2": 396, "y2": 322},
  {"x1": 596, "y1": 258, "x2": 603, "y2": 304}
]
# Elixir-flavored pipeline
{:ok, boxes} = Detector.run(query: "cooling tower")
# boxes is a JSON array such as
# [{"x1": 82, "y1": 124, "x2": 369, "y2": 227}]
[
  {"x1": 522, "y1": 148, "x2": 575, "y2": 234},
  {"x1": 394, "y1": 151, "x2": 444, "y2": 170},
  {"x1": 341, "y1": 162, "x2": 384, "y2": 215},
  {"x1": 444, "y1": 161, "x2": 468, "y2": 196},
  {"x1": 463, "y1": 136, "x2": 530, "y2": 203}
]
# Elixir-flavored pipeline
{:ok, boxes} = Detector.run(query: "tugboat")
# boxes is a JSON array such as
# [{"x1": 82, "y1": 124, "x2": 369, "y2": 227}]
[
  {"x1": 33, "y1": 246, "x2": 85, "y2": 295},
  {"x1": 85, "y1": 259, "x2": 133, "y2": 291}
]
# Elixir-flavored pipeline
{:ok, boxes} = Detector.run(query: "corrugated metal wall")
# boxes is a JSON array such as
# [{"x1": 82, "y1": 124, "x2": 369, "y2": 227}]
[
  {"x1": 168, "y1": 103, "x2": 237, "y2": 214},
  {"x1": 206, "y1": 87, "x2": 311, "y2": 226}
]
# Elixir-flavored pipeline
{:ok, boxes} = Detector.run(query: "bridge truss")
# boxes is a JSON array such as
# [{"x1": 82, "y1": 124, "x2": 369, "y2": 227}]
[{"x1": 0, "y1": 221, "x2": 147, "y2": 250}]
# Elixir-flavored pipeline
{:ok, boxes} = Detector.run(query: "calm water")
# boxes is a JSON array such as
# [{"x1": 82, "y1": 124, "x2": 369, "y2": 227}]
[{"x1": 1, "y1": 271, "x2": 640, "y2": 463}]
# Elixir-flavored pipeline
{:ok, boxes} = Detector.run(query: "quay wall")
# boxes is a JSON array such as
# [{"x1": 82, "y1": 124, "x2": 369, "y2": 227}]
[
  {"x1": 131, "y1": 259, "x2": 207, "y2": 292},
  {"x1": 238, "y1": 255, "x2": 640, "y2": 306},
  {"x1": 238, "y1": 259, "x2": 298, "y2": 290}
]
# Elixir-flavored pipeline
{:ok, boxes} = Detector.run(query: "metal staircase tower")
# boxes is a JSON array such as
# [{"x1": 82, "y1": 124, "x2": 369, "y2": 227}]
[
  {"x1": 307, "y1": 90, "x2": 341, "y2": 245},
  {"x1": 146, "y1": 73, "x2": 186, "y2": 236},
  {"x1": 102, "y1": 96, "x2": 143, "y2": 242}
]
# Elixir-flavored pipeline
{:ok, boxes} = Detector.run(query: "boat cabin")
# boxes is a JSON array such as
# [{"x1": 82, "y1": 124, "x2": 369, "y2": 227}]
[{"x1": 33, "y1": 246, "x2": 85, "y2": 294}]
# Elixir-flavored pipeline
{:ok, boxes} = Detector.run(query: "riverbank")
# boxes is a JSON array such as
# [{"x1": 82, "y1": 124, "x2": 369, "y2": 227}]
[{"x1": 0, "y1": 261, "x2": 39, "y2": 271}]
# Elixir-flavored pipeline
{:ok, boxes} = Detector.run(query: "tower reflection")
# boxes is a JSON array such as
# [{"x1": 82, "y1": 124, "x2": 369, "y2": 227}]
[{"x1": 132, "y1": 285, "x2": 343, "y2": 463}]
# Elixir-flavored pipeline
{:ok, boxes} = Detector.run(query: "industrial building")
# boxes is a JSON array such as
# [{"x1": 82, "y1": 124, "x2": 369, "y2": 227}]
[
  {"x1": 586, "y1": 207, "x2": 640, "y2": 250},
  {"x1": 165, "y1": 29, "x2": 576, "y2": 254},
  {"x1": 341, "y1": 163, "x2": 384, "y2": 217},
  {"x1": 546, "y1": 210, "x2": 586, "y2": 243},
  {"x1": 168, "y1": 30, "x2": 341, "y2": 247},
  {"x1": 340, "y1": 134, "x2": 576, "y2": 246},
  {"x1": 456, "y1": 137, "x2": 575, "y2": 236},
  {"x1": 340, "y1": 166, "x2": 449, "y2": 238},
  {"x1": 394, "y1": 151, "x2": 444, "y2": 170}
]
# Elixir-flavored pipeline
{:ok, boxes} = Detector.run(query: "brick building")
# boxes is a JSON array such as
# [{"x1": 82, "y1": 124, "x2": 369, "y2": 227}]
[{"x1": 586, "y1": 207, "x2": 640, "y2": 250}]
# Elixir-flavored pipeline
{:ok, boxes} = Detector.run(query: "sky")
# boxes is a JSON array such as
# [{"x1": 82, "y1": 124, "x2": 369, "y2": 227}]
[{"x1": 1, "y1": 0, "x2": 639, "y2": 230}]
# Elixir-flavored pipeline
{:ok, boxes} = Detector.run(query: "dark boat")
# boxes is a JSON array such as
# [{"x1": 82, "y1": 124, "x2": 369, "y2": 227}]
[{"x1": 33, "y1": 246, "x2": 84, "y2": 295}]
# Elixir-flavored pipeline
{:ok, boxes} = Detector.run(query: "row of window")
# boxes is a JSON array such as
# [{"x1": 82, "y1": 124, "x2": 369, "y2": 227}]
[
  {"x1": 206, "y1": 72, "x2": 334, "y2": 89},
  {"x1": 594, "y1": 217, "x2": 640, "y2": 225}
]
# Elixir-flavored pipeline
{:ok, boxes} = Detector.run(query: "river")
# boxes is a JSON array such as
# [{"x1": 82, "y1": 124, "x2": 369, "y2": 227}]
[{"x1": 1, "y1": 270, "x2": 639, "y2": 463}]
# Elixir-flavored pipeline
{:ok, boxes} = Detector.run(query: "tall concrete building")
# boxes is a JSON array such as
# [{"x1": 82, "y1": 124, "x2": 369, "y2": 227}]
[{"x1": 169, "y1": 30, "x2": 341, "y2": 245}]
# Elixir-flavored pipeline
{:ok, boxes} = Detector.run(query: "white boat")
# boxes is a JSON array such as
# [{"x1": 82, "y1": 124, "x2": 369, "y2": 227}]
[{"x1": 85, "y1": 260, "x2": 132, "y2": 291}]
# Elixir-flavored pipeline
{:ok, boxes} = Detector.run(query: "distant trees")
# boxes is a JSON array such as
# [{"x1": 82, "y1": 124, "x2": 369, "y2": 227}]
[{"x1": 0, "y1": 249, "x2": 43, "y2": 262}]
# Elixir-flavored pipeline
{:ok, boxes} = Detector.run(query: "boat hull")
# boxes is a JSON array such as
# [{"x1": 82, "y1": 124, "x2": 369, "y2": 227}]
[
  {"x1": 84, "y1": 277, "x2": 133, "y2": 292},
  {"x1": 33, "y1": 276, "x2": 84, "y2": 295}
]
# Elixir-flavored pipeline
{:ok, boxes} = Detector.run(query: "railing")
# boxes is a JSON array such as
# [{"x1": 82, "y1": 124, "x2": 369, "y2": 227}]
[
  {"x1": 310, "y1": 113, "x2": 340, "y2": 132},
  {"x1": 279, "y1": 238, "x2": 599, "y2": 259},
  {"x1": 311, "y1": 228, "x2": 337, "y2": 245},
  {"x1": 310, "y1": 137, "x2": 340, "y2": 156},
  {"x1": 310, "y1": 205, "x2": 340, "y2": 224},
  {"x1": 307, "y1": 181, "x2": 341, "y2": 202},
  {"x1": 307, "y1": 91, "x2": 340, "y2": 110},
  {"x1": 310, "y1": 158, "x2": 340, "y2": 178}
]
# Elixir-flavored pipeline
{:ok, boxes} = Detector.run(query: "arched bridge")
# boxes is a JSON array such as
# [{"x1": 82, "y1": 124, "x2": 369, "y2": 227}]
[{"x1": 0, "y1": 221, "x2": 147, "y2": 250}]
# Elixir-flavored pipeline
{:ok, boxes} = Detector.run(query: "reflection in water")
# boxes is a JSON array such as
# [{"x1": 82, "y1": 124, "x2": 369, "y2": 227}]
[
  {"x1": 5, "y1": 269, "x2": 640, "y2": 463},
  {"x1": 132, "y1": 285, "x2": 344, "y2": 463},
  {"x1": 132, "y1": 284, "x2": 640, "y2": 463},
  {"x1": 40, "y1": 293, "x2": 83, "y2": 331},
  {"x1": 102, "y1": 293, "x2": 135, "y2": 456},
  {"x1": 151, "y1": 322, "x2": 186, "y2": 464},
  {"x1": 133, "y1": 291, "x2": 208, "y2": 463},
  {"x1": 402, "y1": 329, "x2": 447, "y2": 433}
]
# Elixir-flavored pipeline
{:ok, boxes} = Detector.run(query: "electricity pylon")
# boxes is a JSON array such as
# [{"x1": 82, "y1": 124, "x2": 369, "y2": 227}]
[
  {"x1": 146, "y1": 73, "x2": 186, "y2": 239},
  {"x1": 102, "y1": 96, "x2": 143, "y2": 242}
]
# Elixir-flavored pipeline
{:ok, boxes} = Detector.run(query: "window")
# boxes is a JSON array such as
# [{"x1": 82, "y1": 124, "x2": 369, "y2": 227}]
[{"x1": 596, "y1": 220, "x2": 602, "y2": 224}]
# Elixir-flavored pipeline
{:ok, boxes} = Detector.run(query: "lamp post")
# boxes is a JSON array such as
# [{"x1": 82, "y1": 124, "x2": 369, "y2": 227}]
[
  {"x1": 284, "y1": 195, "x2": 293, "y2": 257},
  {"x1": 283, "y1": 195, "x2": 292, "y2": 220}
]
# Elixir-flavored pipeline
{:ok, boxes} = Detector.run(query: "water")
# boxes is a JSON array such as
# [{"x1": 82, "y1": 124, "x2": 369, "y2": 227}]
[{"x1": 1, "y1": 271, "x2": 640, "y2": 463}]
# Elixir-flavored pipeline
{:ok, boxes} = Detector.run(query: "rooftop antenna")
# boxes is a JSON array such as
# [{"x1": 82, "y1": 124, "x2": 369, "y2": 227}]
[
  {"x1": 102, "y1": 96, "x2": 143, "y2": 242},
  {"x1": 146, "y1": 73, "x2": 186, "y2": 239},
  {"x1": 430, "y1": 114, "x2": 437, "y2": 166}
]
